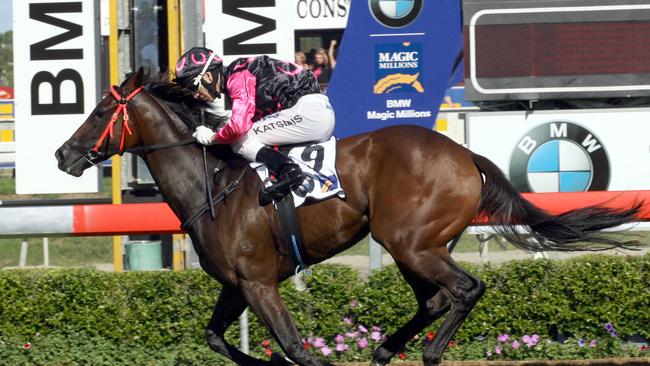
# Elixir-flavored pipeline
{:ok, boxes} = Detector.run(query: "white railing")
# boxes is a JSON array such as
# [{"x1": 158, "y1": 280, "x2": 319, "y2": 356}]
[{"x1": 0, "y1": 140, "x2": 15, "y2": 168}]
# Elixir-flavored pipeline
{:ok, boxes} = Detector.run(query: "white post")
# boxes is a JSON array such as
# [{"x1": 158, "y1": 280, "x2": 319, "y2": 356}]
[
  {"x1": 479, "y1": 235, "x2": 490, "y2": 263},
  {"x1": 240, "y1": 309, "x2": 249, "y2": 354},
  {"x1": 43, "y1": 237, "x2": 49, "y2": 267},
  {"x1": 369, "y1": 235, "x2": 381, "y2": 271},
  {"x1": 19, "y1": 240, "x2": 28, "y2": 267}
]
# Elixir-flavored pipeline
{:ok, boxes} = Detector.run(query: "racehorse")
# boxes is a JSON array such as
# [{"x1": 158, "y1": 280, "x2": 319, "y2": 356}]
[{"x1": 55, "y1": 69, "x2": 643, "y2": 366}]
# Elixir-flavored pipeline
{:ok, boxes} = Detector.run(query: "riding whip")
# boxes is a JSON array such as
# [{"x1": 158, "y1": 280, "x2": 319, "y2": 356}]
[{"x1": 200, "y1": 110, "x2": 216, "y2": 220}]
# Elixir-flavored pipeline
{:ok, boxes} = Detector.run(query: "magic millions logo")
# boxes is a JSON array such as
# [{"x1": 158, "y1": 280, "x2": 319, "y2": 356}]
[
  {"x1": 374, "y1": 42, "x2": 423, "y2": 94},
  {"x1": 509, "y1": 121, "x2": 610, "y2": 193},
  {"x1": 369, "y1": 0, "x2": 423, "y2": 28}
]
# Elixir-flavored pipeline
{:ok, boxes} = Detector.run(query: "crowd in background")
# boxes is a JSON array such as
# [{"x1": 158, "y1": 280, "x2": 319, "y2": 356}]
[{"x1": 295, "y1": 39, "x2": 338, "y2": 89}]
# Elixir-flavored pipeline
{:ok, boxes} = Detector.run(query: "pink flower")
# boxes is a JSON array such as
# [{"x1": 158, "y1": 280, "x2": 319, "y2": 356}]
[
  {"x1": 358, "y1": 325, "x2": 368, "y2": 333},
  {"x1": 370, "y1": 331, "x2": 382, "y2": 342},
  {"x1": 522, "y1": 334, "x2": 540, "y2": 347},
  {"x1": 372, "y1": 326, "x2": 381, "y2": 332},
  {"x1": 497, "y1": 333, "x2": 510, "y2": 343},
  {"x1": 345, "y1": 332, "x2": 358, "y2": 339},
  {"x1": 22, "y1": 342, "x2": 32, "y2": 350},
  {"x1": 531, "y1": 334, "x2": 540, "y2": 344},
  {"x1": 511, "y1": 340, "x2": 521, "y2": 349},
  {"x1": 313, "y1": 338, "x2": 326, "y2": 348},
  {"x1": 486, "y1": 350, "x2": 493, "y2": 357},
  {"x1": 350, "y1": 299, "x2": 358, "y2": 308},
  {"x1": 335, "y1": 343, "x2": 348, "y2": 352},
  {"x1": 495, "y1": 346, "x2": 502, "y2": 355},
  {"x1": 358, "y1": 338, "x2": 368, "y2": 349},
  {"x1": 589, "y1": 339, "x2": 598, "y2": 348},
  {"x1": 321, "y1": 346, "x2": 332, "y2": 356},
  {"x1": 334, "y1": 334, "x2": 345, "y2": 344},
  {"x1": 343, "y1": 317, "x2": 352, "y2": 325}
]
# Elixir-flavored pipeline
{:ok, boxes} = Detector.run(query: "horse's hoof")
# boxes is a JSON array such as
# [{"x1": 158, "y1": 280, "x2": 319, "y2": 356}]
[
  {"x1": 371, "y1": 347, "x2": 393, "y2": 366},
  {"x1": 270, "y1": 353, "x2": 295, "y2": 366}
]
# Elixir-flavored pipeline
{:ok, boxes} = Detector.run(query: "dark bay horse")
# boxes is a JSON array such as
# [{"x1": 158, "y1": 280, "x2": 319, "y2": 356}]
[{"x1": 55, "y1": 69, "x2": 643, "y2": 366}]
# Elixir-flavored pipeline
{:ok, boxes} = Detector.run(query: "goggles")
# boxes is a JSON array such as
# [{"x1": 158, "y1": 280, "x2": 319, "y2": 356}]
[{"x1": 186, "y1": 52, "x2": 218, "y2": 94}]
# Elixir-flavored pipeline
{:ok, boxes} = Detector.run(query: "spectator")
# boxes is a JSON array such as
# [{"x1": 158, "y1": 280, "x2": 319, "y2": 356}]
[
  {"x1": 311, "y1": 40, "x2": 338, "y2": 85},
  {"x1": 294, "y1": 51, "x2": 310, "y2": 70},
  {"x1": 328, "y1": 39, "x2": 337, "y2": 69}
]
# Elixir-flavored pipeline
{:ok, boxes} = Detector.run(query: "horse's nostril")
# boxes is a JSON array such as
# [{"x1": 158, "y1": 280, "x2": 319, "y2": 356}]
[{"x1": 55, "y1": 148, "x2": 65, "y2": 163}]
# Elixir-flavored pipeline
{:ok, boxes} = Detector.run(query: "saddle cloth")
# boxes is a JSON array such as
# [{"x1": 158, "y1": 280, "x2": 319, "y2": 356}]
[{"x1": 250, "y1": 137, "x2": 346, "y2": 207}]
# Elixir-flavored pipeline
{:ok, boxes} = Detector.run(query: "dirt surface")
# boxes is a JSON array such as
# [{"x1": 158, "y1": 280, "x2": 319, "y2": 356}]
[{"x1": 336, "y1": 358, "x2": 650, "y2": 366}]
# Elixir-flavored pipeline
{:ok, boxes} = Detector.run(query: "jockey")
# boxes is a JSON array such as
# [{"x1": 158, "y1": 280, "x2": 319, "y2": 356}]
[{"x1": 173, "y1": 47, "x2": 335, "y2": 199}]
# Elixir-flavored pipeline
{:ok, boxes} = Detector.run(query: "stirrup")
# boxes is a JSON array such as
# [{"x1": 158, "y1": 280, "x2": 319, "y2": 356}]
[{"x1": 259, "y1": 170, "x2": 304, "y2": 205}]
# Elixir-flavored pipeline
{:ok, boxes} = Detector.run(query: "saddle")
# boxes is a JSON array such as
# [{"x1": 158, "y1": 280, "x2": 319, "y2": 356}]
[
  {"x1": 251, "y1": 137, "x2": 345, "y2": 207},
  {"x1": 251, "y1": 137, "x2": 345, "y2": 274}
]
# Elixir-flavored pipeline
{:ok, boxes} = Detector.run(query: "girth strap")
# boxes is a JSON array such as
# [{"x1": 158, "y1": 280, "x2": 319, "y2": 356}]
[{"x1": 275, "y1": 194, "x2": 310, "y2": 274}]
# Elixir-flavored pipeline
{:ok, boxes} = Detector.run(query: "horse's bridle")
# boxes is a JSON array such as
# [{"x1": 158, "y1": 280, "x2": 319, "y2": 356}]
[
  {"x1": 77, "y1": 86, "x2": 195, "y2": 167},
  {"x1": 71, "y1": 85, "x2": 242, "y2": 231}
]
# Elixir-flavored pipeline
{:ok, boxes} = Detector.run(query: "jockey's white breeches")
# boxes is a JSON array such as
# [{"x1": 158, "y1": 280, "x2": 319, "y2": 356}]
[{"x1": 231, "y1": 94, "x2": 335, "y2": 161}]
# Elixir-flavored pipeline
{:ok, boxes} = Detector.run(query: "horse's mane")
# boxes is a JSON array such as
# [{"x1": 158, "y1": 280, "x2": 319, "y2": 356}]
[
  {"x1": 124, "y1": 69, "x2": 242, "y2": 165},
  {"x1": 126, "y1": 69, "x2": 227, "y2": 130}
]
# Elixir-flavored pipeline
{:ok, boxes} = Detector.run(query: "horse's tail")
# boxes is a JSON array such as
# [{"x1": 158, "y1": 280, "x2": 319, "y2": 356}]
[{"x1": 471, "y1": 152, "x2": 645, "y2": 251}]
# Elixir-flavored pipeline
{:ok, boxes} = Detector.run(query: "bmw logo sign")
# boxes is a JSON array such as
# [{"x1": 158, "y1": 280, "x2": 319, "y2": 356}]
[
  {"x1": 509, "y1": 121, "x2": 610, "y2": 193},
  {"x1": 369, "y1": 0, "x2": 423, "y2": 28}
]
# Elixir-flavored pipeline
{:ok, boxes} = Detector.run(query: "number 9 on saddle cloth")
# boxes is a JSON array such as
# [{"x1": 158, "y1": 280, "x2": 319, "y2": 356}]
[{"x1": 252, "y1": 137, "x2": 345, "y2": 208}]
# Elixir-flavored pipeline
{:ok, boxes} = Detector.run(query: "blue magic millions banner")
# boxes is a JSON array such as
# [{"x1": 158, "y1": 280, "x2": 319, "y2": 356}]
[{"x1": 328, "y1": 0, "x2": 462, "y2": 138}]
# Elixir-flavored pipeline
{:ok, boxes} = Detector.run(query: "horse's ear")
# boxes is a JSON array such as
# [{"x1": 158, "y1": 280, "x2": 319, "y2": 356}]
[
  {"x1": 132, "y1": 66, "x2": 146, "y2": 87},
  {"x1": 121, "y1": 67, "x2": 147, "y2": 90}
]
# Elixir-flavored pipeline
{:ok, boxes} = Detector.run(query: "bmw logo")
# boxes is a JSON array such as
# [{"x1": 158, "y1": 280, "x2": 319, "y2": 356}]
[
  {"x1": 369, "y1": 0, "x2": 423, "y2": 28},
  {"x1": 509, "y1": 121, "x2": 610, "y2": 193}
]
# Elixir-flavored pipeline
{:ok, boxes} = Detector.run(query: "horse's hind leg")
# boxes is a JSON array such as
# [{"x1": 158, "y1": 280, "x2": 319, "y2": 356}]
[
  {"x1": 417, "y1": 250, "x2": 486, "y2": 366},
  {"x1": 205, "y1": 286, "x2": 287, "y2": 366},
  {"x1": 240, "y1": 279, "x2": 335, "y2": 366},
  {"x1": 371, "y1": 274, "x2": 451, "y2": 365}
]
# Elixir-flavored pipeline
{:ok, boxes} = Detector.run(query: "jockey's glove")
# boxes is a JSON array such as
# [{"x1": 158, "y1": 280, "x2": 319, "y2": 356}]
[{"x1": 193, "y1": 126, "x2": 217, "y2": 145}]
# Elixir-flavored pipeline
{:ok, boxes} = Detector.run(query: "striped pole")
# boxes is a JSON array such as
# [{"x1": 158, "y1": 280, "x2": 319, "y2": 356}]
[{"x1": 0, "y1": 190, "x2": 649, "y2": 237}]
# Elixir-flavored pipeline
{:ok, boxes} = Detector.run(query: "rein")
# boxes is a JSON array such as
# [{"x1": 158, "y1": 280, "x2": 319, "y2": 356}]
[
  {"x1": 180, "y1": 167, "x2": 247, "y2": 231},
  {"x1": 77, "y1": 85, "x2": 245, "y2": 232}
]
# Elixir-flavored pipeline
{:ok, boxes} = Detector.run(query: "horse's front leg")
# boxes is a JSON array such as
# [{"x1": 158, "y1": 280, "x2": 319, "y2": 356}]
[
  {"x1": 205, "y1": 286, "x2": 291, "y2": 366},
  {"x1": 240, "y1": 278, "x2": 335, "y2": 366}
]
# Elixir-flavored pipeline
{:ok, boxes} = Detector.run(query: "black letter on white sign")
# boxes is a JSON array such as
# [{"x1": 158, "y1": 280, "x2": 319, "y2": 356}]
[
  {"x1": 223, "y1": 0, "x2": 277, "y2": 55},
  {"x1": 31, "y1": 69, "x2": 84, "y2": 115},
  {"x1": 29, "y1": 2, "x2": 83, "y2": 60}
]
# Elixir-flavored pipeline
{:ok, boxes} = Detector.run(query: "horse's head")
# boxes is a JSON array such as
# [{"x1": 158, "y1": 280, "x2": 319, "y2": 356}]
[{"x1": 55, "y1": 68, "x2": 149, "y2": 177}]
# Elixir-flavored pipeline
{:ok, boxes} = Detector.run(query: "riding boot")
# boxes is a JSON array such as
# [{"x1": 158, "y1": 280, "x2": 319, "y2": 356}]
[{"x1": 255, "y1": 146, "x2": 304, "y2": 201}]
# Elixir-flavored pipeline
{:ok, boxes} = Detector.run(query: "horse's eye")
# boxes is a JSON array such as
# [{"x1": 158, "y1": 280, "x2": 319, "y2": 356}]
[{"x1": 95, "y1": 110, "x2": 105, "y2": 118}]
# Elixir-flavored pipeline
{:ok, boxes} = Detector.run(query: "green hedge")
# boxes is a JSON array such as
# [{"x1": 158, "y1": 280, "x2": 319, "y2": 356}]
[{"x1": 0, "y1": 254, "x2": 648, "y2": 364}]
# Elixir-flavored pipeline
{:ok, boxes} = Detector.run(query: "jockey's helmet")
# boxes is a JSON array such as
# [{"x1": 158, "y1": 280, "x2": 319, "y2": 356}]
[{"x1": 173, "y1": 47, "x2": 224, "y2": 95}]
